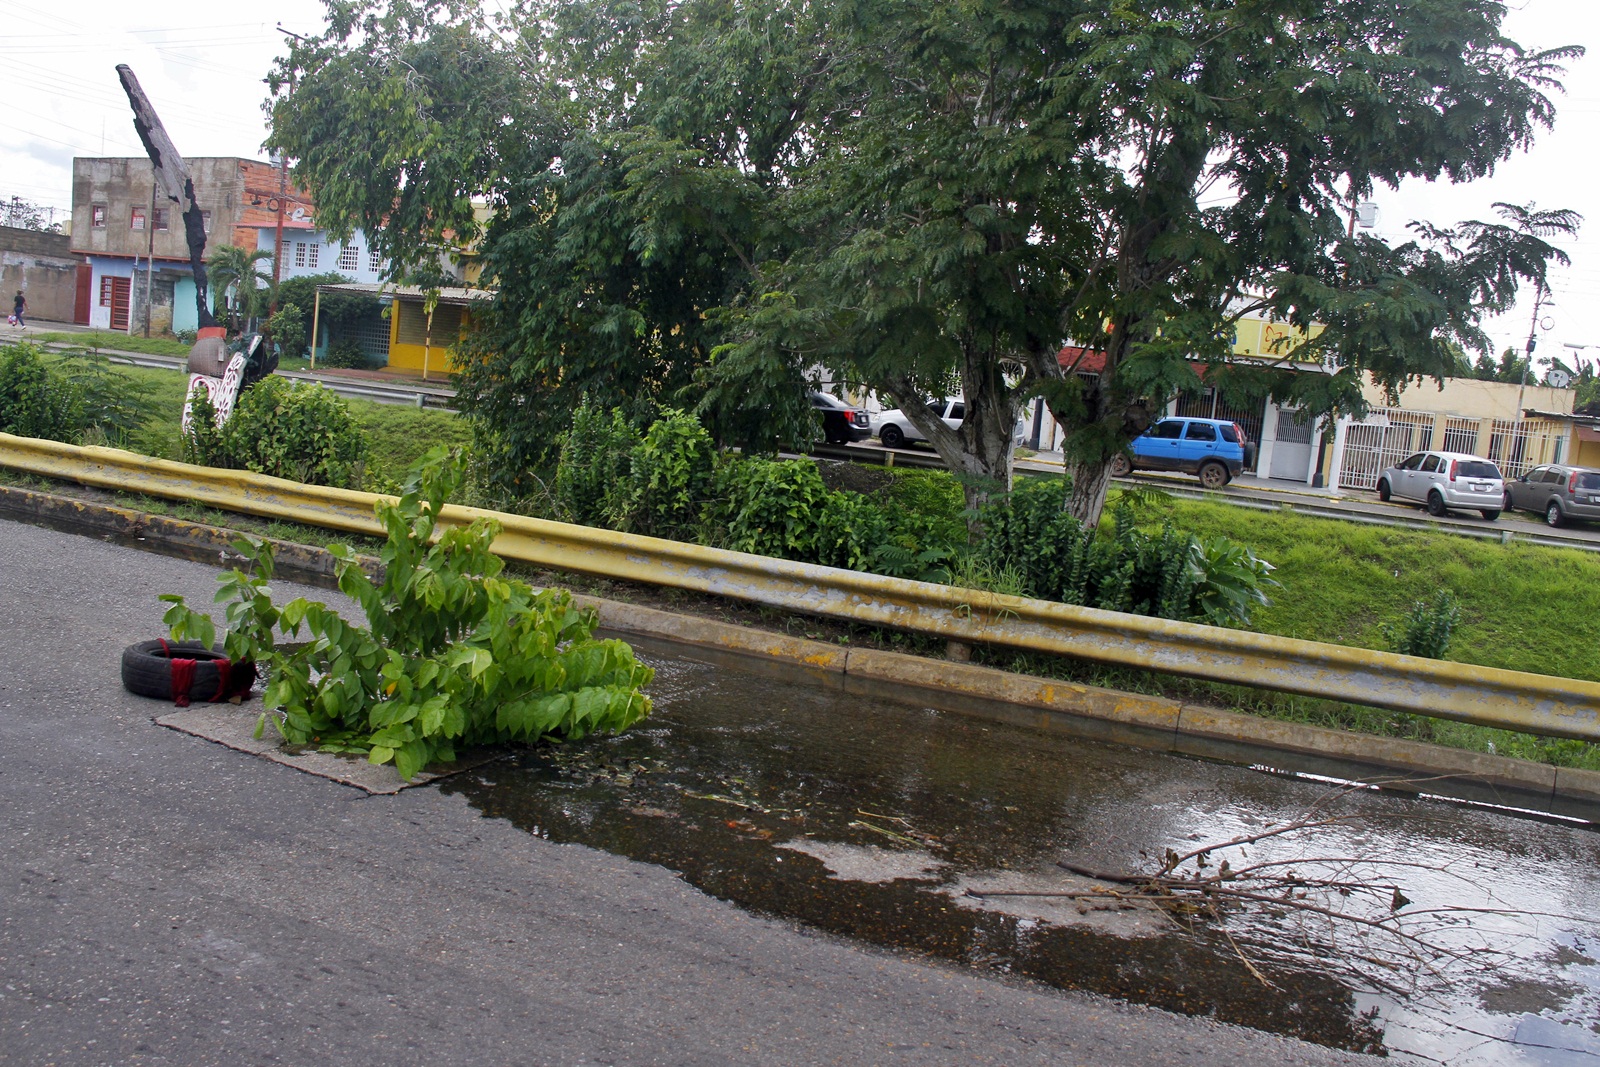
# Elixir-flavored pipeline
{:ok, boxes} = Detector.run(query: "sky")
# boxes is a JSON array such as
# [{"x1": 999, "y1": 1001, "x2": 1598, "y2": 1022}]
[{"x1": 3, "y1": 0, "x2": 1597, "y2": 365}]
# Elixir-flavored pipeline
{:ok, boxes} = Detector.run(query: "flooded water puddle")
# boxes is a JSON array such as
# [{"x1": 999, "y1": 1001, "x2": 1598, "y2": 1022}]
[{"x1": 440, "y1": 647, "x2": 1600, "y2": 1063}]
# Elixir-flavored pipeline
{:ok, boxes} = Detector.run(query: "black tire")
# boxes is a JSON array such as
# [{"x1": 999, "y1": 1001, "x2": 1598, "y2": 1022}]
[
  {"x1": 1377, "y1": 480, "x2": 1391, "y2": 502},
  {"x1": 1197, "y1": 461, "x2": 1229, "y2": 490},
  {"x1": 1547, "y1": 500, "x2": 1564, "y2": 528},
  {"x1": 1503, "y1": 490, "x2": 1513, "y2": 513},
  {"x1": 1426, "y1": 490, "x2": 1447, "y2": 517},
  {"x1": 1109, "y1": 453, "x2": 1132, "y2": 477},
  {"x1": 121, "y1": 639, "x2": 256, "y2": 703},
  {"x1": 879, "y1": 424, "x2": 905, "y2": 448},
  {"x1": 1481, "y1": 509, "x2": 1500, "y2": 521}
]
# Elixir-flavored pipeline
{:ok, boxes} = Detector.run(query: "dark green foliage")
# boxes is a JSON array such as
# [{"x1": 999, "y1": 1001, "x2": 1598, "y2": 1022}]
[
  {"x1": 978, "y1": 493, "x2": 1275, "y2": 626},
  {"x1": 184, "y1": 376, "x2": 368, "y2": 488},
  {"x1": 181, "y1": 385, "x2": 226, "y2": 468},
  {"x1": 1094, "y1": 513, "x2": 1201, "y2": 621},
  {"x1": 707, "y1": 457, "x2": 829, "y2": 560},
  {"x1": 552, "y1": 402, "x2": 639, "y2": 526},
  {"x1": 1387, "y1": 591, "x2": 1462, "y2": 660},
  {"x1": 322, "y1": 337, "x2": 371, "y2": 369},
  {"x1": 615, "y1": 409, "x2": 716, "y2": 538},
  {"x1": 814, "y1": 490, "x2": 893, "y2": 571},
  {"x1": 265, "y1": 303, "x2": 308, "y2": 359},
  {"x1": 0, "y1": 343, "x2": 83, "y2": 441},
  {"x1": 977, "y1": 478, "x2": 1097, "y2": 605},
  {"x1": 161, "y1": 449, "x2": 655, "y2": 780}
]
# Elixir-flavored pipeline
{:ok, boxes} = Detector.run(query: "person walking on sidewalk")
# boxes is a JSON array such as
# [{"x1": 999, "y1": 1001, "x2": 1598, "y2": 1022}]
[{"x1": 11, "y1": 290, "x2": 24, "y2": 328}]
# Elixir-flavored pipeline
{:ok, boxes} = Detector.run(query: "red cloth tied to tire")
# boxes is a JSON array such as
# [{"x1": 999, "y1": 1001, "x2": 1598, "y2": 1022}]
[{"x1": 158, "y1": 639, "x2": 240, "y2": 707}]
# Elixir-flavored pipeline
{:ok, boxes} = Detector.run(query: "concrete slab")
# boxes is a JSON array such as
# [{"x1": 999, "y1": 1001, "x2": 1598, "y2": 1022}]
[{"x1": 154, "y1": 703, "x2": 502, "y2": 794}]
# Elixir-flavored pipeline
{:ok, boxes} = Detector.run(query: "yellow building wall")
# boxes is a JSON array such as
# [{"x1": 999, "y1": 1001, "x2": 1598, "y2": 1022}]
[
  {"x1": 386, "y1": 300, "x2": 468, "y2": 377},
  {"x1": 1359, "y1": 376, "x2": 1574, "y2": 420}
]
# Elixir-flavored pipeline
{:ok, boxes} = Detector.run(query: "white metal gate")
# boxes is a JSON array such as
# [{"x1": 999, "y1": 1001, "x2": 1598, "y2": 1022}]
[
  {"x1": 1269, "y1": 409, "x2": 1315, "y2": 481},
  {"x1": 1339, "y1": 408, "x2": 1435, "y2": 491}
]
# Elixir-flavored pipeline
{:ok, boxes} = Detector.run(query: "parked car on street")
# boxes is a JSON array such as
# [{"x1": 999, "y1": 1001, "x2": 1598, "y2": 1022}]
[
  {"x1": 1108, "y1": 416, "x2": 1252, "y2": 489},
  {"x1": 1376, "y1": 450, "x2": 1504, "y2": 520},
  {"x1": 871, "y1": 398, "x2": 1024, "y2": 448},
  {"x1": 1502, "y1": 463, "x2": 1600, "y2": 527},
  {"x1": 809, "y1": 391, "x2": 871, "y2": 444}
]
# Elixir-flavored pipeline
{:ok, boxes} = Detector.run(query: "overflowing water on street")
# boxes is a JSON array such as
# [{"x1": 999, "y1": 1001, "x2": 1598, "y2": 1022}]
[{"x1": 442, "y1": 643, "x2": 1600, "y2": 1064}]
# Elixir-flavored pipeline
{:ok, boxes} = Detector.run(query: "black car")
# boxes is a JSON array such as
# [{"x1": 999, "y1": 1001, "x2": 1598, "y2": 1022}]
[{"x1": 810, "y1": 391, "x2": 871, "y2": 444}]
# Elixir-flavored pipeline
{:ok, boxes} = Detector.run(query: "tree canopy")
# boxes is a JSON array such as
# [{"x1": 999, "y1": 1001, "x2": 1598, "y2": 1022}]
[{"x1": 270, "y1": 0, "x2": 1583, "y2": 522}]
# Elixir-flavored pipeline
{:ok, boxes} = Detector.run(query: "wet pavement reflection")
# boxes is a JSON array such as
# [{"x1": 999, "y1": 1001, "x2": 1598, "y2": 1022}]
[{"x1": 440, "y1": 645, "x2": 1600, "y2": 1064}]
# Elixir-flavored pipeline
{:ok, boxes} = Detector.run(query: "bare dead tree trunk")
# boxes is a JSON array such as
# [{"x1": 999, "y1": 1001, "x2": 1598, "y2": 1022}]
[{"x1": 117, "y1": 64, "x2": 216, "y2": 331}]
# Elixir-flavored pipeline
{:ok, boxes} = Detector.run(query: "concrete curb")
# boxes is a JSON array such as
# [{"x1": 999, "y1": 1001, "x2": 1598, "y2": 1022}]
[{"x1": 6, "y1": 481, "x2": 1597, "y2": 818}]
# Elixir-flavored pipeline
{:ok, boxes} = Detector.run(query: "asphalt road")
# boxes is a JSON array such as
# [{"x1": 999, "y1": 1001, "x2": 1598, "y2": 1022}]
[{"x1": 0, "y1": 518, "x2": 1377, "y2": 1067}]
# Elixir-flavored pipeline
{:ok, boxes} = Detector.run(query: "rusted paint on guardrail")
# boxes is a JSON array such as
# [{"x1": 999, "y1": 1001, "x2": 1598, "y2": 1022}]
[{"x1": 5, "y1": 432, "x2": 1599, "y2": 742}]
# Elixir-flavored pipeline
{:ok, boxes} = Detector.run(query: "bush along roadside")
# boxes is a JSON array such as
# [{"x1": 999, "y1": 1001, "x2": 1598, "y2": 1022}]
[
  {"x1": 183, "y1": 375, "x2": 369, "y2": 489},
  {"x1": 541, "y1": 405, "x2": 1279, "y2": 626},
  {"x1": 159, "y1": 448, "x2": 655, "y2": 779}
]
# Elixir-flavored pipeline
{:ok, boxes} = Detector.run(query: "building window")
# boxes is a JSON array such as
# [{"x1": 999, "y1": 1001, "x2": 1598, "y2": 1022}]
[
  {"x1": 201, "y1": 210, "x2": 211, "y2": 233},
  {"x1": 99, "y1": 276, "x2": 115, "y2": 306},
  {"x1": 131, "y1": 208, "x2": 146, "y2": 231},
  {"x1": 153, "y1": 208, "x2": 169, "y2": 231},
  {"x1": 368, "y1": 248, "x2": 384, "y2": 273},
  {"x1": 293, "y1": 241, "x2": 307, "y2": 268},
  {"x1": 91, "y1": 204, "x2": 107, "y2": 228},
  {"x1": 338, "y1": 245, "x2": 359, "y2": 272},
  {"x1": 306, "y1": 243, "x2": 320, "y2": 269}
]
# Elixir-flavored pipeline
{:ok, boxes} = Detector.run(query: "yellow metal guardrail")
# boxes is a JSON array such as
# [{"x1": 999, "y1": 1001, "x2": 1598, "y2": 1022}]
[{"x1": 6, "y1": 432, "x2": 1599, "y2": 742}]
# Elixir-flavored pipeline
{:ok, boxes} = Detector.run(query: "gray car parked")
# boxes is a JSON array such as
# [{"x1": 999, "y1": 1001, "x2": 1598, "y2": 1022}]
[
  {"x1": 1503, "y1": 463, "x2": 1600, "y2": 527},
  {"x1": 1376, "y1": 450, "x2": 1504, "y2": 520}
]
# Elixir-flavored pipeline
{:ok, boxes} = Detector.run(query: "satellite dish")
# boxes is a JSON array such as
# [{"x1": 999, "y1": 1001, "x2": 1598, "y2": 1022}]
[{"x1": 1549, "y1": 368, "x2": 1573, "y2": 389}]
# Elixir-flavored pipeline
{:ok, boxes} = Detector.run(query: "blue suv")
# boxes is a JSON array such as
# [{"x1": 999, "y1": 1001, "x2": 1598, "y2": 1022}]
[{"x1": 1109, "y1": 417, "x2": 1252, "y2": 489}]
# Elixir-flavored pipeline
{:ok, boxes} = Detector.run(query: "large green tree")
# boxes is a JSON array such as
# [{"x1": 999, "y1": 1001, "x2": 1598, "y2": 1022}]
[{"x1": 271, "y1": 0, "x2": 1581, "y2": 522}]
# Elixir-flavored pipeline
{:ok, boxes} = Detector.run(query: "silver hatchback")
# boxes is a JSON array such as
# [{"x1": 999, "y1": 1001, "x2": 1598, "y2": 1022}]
[
  {"x1": 1504, "y1": 463, "x2": 1600, "y2": 527},
  {"x1": 1377, "y1": 450, "x2": 1505, "y2": 520}
]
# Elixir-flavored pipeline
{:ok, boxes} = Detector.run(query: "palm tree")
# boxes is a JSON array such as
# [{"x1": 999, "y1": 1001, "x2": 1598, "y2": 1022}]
[{"x1": 207, "y1": 245, "x2": 276, "y2": 333}]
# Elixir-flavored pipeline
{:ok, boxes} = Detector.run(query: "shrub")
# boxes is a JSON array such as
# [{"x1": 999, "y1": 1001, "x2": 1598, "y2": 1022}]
[
  {"x1": 815, "y1": 490, "x2": 894, "y2": 571},
  {"x1": 710, "y1": 457, "x2": 830, "y2": 560},
  {"x1": 1094, "y1": 513, "x2": 1199, "y2": 620},
  {"x1": 321, "y1": 337, "x2": 370, "y2": 369},
  {"x1": 173, "y1": 328, "x2": 198, "y2": 346},
  {"x1": 56, "y1": 349, "x2": 162, "y2": 449},
  {"x1": 616, "y1": 408, "x2": 715, "y2": 538},
  {"x1": 977, "y1": 477, "x2": 1097, "y2": 604},
  {"x1": 552, "y1": 402, "x2": 638, "y2": 527},
  {"x1": 1387, "y1": 590, "x2": 1460, "y2": 659},
  {"x1": 0, "y1": 343, "x2": 83, "y2": 441},
  {"x1": 265, "y1": 303, "x2": 307, "y2": 359},
  {"x1": 181, "y1": 384, "x2": 227, "y2": 468},
  {"x1": 190, "y1": 375, "x2": 368, "y2": 488},
  {"x1": 978, "y1": 493, "x2": 1276, "y2": 627},
  {"x1": 161, "y1": 449, "x2": 655, "y2": 780}
]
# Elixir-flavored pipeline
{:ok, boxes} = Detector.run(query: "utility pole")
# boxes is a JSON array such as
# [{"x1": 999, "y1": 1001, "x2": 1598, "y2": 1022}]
[
  {"x1": 1516, "y1": 282, "x2": 1551, "y2": 418},
  {"x1": 270, "y1": 24, "x2": 307, "y2": 315}
]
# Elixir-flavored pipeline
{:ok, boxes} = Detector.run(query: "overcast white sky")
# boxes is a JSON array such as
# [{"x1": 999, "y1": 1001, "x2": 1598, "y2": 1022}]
[{"x1": 5, "y1": 0, "x2": 1597, "y2": 363}]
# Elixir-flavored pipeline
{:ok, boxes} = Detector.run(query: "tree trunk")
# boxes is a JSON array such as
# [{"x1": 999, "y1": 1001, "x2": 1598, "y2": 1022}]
[
  {"x1": 1064, "y1": 455, "x2": 1115, "y2": 527},
  {"x1": 874, "y1": 355, "x2": 1019, "y2": 537}
]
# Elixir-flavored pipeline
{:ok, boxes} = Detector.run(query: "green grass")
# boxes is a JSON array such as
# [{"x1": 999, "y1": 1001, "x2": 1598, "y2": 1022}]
[
  {"x1": 33, "y1": 349, "x2": 470, "y2": 480},
  {"x1": 1145, "y1": 494, "x2": 1600, "y2": 682},
  {"x1": 32, "y1": 331, "x2": 194, "y2": 358}
]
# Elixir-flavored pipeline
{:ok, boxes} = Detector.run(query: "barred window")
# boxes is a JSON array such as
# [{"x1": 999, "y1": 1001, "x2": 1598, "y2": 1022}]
[
  {"x1": 338, "y1": 245, "x2": 359, "y2": 271},
  {"x1": 307, "y1": 243, "x2": 320, "y2": 268},
  {"x1": 368, "y1": 247, "x2": 384, "y2": 273},
  {"x1": 293, "y1": 242, "x2": 307, "y2": 268}
]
